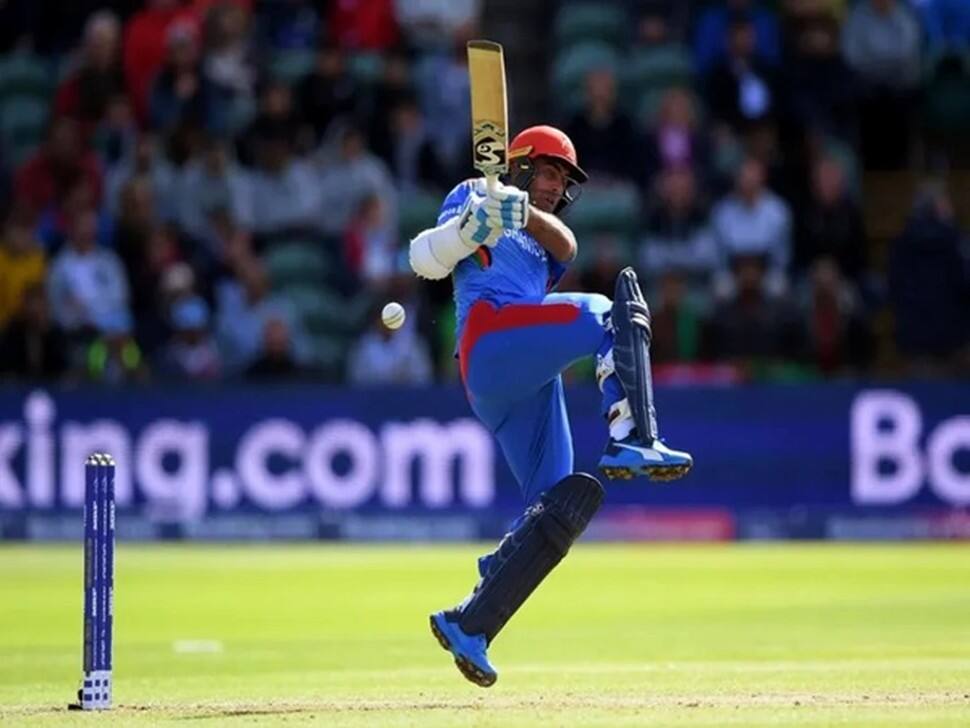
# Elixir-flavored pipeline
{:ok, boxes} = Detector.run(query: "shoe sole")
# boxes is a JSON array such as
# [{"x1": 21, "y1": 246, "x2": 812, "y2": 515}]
[
  {"x1": 600, "y1": 462, "x2": 693, "y2": 482},
  {"x1": 429, "y1": 615, "x2": 497, "y2": 688},
  {"x1": 645, "y1": 462, "x2": 693, "y2": 482}
]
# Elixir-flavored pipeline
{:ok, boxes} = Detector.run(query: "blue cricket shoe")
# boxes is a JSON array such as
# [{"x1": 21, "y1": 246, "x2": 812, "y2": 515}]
[
  {"x1": 598, "y1": 434, "x2": 693, "y2": 482},
  {"x1": 429, "y1": 610, "x2": 497, "y2": 687}
]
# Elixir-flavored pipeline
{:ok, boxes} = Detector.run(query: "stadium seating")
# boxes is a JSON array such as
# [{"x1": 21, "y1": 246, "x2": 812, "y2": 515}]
[
  {"x1": 551, "y1": 42, "x2": 620, "y2": 113},
  {"x1": 347, "y1": 52, "x2": 385, "y2": 86},
  {"x1": 554, "y1": 3, "x2": 627, "y2": 49},
  {"x1": 269, "y1": 48, "x2": 315, "y2": 84},
  {"x1": 563, "y1": 181, "x2": 640, "y2": 256},
  {"x1": 398, "y1": 190, "x2": 442, "y2": 242},
  {"x1": 621, "y1": 45, "x2": 693, "y2": 101},
  {"x1": 264, "y1": 239, "x2": 334, "y2": 288},
  {"x1": 0, "y1": 52, "x2": 51, "y2": 165},
  {"x1": 922, "y1": 50, "x2": 970, "y2": 134}
]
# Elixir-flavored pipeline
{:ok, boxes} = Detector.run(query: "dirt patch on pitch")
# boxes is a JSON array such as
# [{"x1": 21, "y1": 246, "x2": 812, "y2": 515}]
[
  {"x1": 126, "y1": 691, "x2": 970, "y2": 718},
  {"x1": 3, "y1": 692, "x2": 967, "y2": 721}
]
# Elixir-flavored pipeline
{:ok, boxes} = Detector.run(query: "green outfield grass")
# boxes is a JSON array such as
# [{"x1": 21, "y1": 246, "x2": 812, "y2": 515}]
[{"x1": 1, "y1": 543, "x2": 969, "y2": 726}]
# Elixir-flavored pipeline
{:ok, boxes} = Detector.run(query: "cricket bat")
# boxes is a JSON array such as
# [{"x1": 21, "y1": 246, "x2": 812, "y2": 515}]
[{"x1": 467, "y1": 40, "x2": 508, "y2": 194}]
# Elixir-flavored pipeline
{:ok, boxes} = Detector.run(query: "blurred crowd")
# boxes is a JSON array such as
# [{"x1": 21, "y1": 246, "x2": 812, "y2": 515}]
[{"x1": 0, "y1": 0, "x2": 967, "y2": 388}]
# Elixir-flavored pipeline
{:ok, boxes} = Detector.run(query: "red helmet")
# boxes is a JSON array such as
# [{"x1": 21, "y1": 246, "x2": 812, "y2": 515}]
[{"x1": 509, "y1": 125, "x2": 588, "y2": 184}]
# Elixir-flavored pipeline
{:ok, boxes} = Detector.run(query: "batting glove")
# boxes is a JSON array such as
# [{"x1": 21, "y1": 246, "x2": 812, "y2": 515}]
[
  {"x1": 483, "y1": 179, "x2": 529, "y2": 231},
  {"x1": 458, "y1": 190, "x2": 503, "y2": 248}
]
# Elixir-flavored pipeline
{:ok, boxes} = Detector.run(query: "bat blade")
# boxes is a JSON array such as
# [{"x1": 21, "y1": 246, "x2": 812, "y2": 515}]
[{"x1": 467, "y1": 40, "x2": 508, "y2": 180}]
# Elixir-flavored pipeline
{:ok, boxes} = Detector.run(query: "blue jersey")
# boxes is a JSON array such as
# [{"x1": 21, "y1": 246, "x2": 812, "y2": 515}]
[{"x1": 437, "y1": 179, "x2": 568, "y2": 338}]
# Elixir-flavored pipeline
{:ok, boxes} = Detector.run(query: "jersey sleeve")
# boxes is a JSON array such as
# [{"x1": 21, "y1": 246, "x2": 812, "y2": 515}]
[
  {"x1": 547, "y1": 256, "x2": 568, "y2": 291},
  {"x1": 436, "y1": 179, "x2": 475, "y2": 226}
]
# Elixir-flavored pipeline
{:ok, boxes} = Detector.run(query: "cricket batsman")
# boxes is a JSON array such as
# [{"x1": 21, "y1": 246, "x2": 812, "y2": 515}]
[{"x1": 408, "y1": 125, "x2": 693, "y2": 687}]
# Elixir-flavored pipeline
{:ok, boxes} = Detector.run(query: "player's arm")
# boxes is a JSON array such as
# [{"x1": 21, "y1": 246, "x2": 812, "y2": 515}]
[
  {"x1": 525, "y1": 206, "x2": 577, "y2": 263},
  {"x1": 410, "y1": 181, "x2": 525, "y2": 280}
]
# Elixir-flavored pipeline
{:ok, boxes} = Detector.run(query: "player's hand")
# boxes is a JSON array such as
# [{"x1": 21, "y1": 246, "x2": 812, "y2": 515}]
[
  {"x1": 483, "y1": 179, "x2": 529, "y2": 231},
  {"x1": 458, "y1": 190, "x2": 503, "y2": 248}
]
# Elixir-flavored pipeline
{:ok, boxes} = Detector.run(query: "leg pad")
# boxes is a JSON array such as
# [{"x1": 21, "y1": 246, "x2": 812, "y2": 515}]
[{"x1": 458, "y1": 473, "x2": 604, "y2": 643}]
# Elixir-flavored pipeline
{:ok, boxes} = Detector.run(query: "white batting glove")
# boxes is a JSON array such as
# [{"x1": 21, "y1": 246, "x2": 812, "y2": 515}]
[
  {"x1": 483, "y1": 179, "x2": 529, "y2": 231},
  {"x1": 457, "y1": 190, "x2": 503, "y2": 248}
]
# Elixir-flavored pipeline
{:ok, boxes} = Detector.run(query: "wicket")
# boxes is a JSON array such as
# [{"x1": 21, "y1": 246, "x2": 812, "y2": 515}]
[{"x1": 73, "y1": 453, "x2": 115, "y2": 710}]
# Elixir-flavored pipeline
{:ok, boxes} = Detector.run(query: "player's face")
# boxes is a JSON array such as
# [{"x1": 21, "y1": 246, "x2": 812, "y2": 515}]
[{"x1": 529, "y1": 158, "x2": 569, "y2": 213}]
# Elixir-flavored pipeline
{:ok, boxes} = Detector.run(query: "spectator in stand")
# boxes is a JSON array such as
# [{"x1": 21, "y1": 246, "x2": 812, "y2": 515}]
[
  {"x1": 0, "y1": 283, "x2": 69, "y2": 381},
  {"x1": 115, "y1": 179, "x2": 184, "y2": 353},
  {"x1": 54, "y1": 11, "x2": 126, "y2": 132},
  {"x1": 780, "y1": 14, "x2": 857, "y2": 146},
  {"x1": 14, "y1": 117, "x2": 103, "y2": 219},
  {"x1": 620, "y1": 1, "x2": 691, "y2": 41},
  {"x1": 0, "y1": 1, "x2": 135, "y2": 56},
  {"x1": 649, "y1": 270, "x2": 710, "y2": 365},
  {"x1": 247, "y1": 126, "x2": 318, "y2": 243},
  {"x1": 201, "y1": 1, "x2": 254, "y2": 107},
  {"x1": 106, "y1": 132, "x2": 177, "y2": 220},
  {"x1": 889, "y1": 183, "x2": 970, "y2": 373},
  {"x1": 157, "y1": 295, "x2": 222, "y2": 379},
  {"x1": 85, "y1": 309, "x2": 148, "y2": 384},
  {"x1": 191, "y1": 0, "x2": 254, "y2": 17},
  {"x1": 149, "y1": 20, "x2": 227, "y2": 137},
  {"x1": 706, "y1": 13, "x2": 778, "y2": 132},
  {"x1": 115, "y1": 178, "x2": 166, "y2": 301},
  {"x1": 343, "y1": 193, "x2": 397, "y2": 285},
  {"x1": 364, "y1": 48, "x2": 416, "y2": 138},
  {"x1": 47, "y1": 207, "x2": 130, "y2": 345},
  {"x1": 639, "y1": 167, "x2": 718, "y2": 288},
  {"x1": 708, "y1": 253, "x2": 806, "y2": 365},
  {"x1": 93, "y1": 93, "x2": 140, "y2": 167},
  {"x1": 565, "y1": 67, "x2": 640, "y2": 185},
  {"x1": 794, "y1": 156, "x2": 867, "y2": 284},
  {"x1": 328, "y1": 0, "x2": 399, "y2": 51},
  {"x1": 244, "y1": 317, "x2": 302, "y2": 380},
  {"x1": 175, "y1": 136, "x2": 250, "y2": 252},
  {"x1": 255, "y1": 0, "x2": 319, "y2": 53},
  {"x1": 640, "y1": 87, "x2": 710, "y2": 188},
  {"x1": 0, "y1": 211, "x2": 46, "y2": 328},
  {"x1": 34, "y1": 177, "x2": 114, "y2": 254},
  {"x1": 843, "y1": 0, "x2": 921, "y2": 87},
  {"x1": 578, "y1": 237, "x2": 625, "y2": 299},
  {"x1": 205, "y1": 205, "x2": 253, "y2": 268},
  {"x1": 841, "y1": 0, "x2": 921, "y2": 168},
  {"x1": 918, "y1": 0, "x2": 970, "y2": 54},
  {"x1": 800, "y1": 257, "x2": 873, "y2": 375},
  {"x1": 415, "y1": 35, "x2": 471, "y2": 177},
  {"x1": 238, "y1": 80, "x2": 307, "y2": 166},
  {"x1": 394, "y1": 0, "x2": 481, "y2": 49},
  {"x1": 124, "y1": 0, "x2": 199, "y2": 122},
  {"x1": 694, "y1": 0, "x2": 780, "y2": 75},
  {"x1": 373, "y1": 96, "x2": 448, "y2": 194},
  {"x1": 711, "y1": 157, "x2": 792, "y2": 296},
  {"x1": 316, "y1": 123, "x2": 396, "y2": 238},
  {"x1": 347, "y1": 305, "x2": 433, "y2": 385},
  {"x1": 215, "y1": 255, "x2": 308, "y2": 375},
  {"x1": 298, "y1": 41, "x2": 359, "y2": 143}
]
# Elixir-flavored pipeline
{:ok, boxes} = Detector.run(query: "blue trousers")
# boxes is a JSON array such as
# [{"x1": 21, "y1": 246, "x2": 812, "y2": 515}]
[{"x1": 459, "y1": 293, "x2": 624, "y2": 505}]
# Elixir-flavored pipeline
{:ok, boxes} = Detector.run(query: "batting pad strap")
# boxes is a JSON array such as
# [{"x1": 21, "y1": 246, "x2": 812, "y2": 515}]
[
  {"x1": 595, "y1": 347, "x2": 615, "y2": 392},
  {"x1": 612, "y1": 267, "x2": 659, "y2": 441},
  {"x1": 409, "y1": 216, "x2": 476, "y2": 280},
  {"x1": 458, "y1": 473, "x2": 604, "y2": 644}
]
